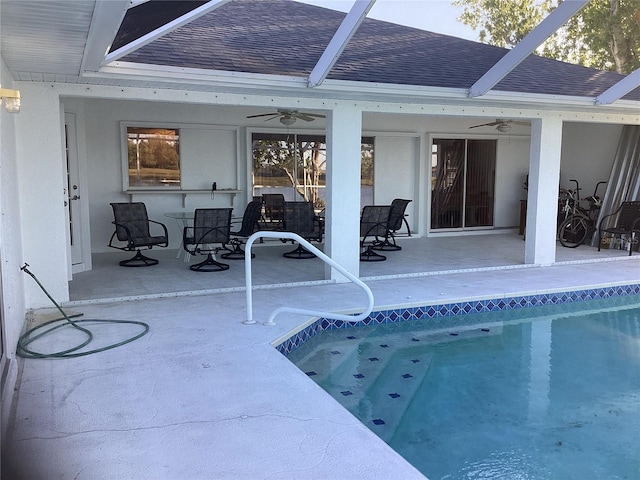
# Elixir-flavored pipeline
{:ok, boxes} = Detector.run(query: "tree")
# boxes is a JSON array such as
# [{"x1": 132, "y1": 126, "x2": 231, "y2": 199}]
[
  {"x1": 252, "y1": 137, "x2": 326, "y2": 208},
  {"x1": 453, "y1": 0, "x2": 640, "y2": 74}
]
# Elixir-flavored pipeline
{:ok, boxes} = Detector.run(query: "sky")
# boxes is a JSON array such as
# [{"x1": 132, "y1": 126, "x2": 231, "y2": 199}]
[{"x1": 295, "y1": 0, "x2": 478, "y2": 41}]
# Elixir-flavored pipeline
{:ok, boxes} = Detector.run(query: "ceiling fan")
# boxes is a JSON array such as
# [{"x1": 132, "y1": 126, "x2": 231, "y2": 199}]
[
  {"x1": 469, "y1": 119, "x2": 530, "y2": 133},
  {"x1": 246, "y1": 109, "x2": 325, "y2": 126}
]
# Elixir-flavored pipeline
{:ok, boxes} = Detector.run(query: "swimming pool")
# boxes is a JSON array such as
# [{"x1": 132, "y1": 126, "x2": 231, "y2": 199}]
[{"x1": 284, "y1": 292, "x2": 640, "y2": 480}]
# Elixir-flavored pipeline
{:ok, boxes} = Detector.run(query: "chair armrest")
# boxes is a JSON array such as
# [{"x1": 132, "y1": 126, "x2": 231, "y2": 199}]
[
  {"x1": 184, "y1": 225, "x2": 229, "y2": 252},
  {"x1": 110, "y1": 220, "x2": 135, "y2": 248},
  {"x1": 598, "y1": 204, "x2": 623, "y2": 230},
  {"x1": 149, "y1": 219, "x2": 169, "y2": 240},
  {"x1": 361, "y1": 222, "x2": 388, "y2": 242}
]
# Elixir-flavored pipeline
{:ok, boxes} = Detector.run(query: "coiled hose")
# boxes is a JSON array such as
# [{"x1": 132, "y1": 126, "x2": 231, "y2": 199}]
[{"x1": 17, "y1": 263, "x2": 150, "y2": 359}]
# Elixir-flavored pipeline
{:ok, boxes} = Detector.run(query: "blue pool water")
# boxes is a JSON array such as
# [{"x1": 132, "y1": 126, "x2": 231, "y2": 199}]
[{"x1": 286, "y1": 296, "x2": 640, "y2": 480}]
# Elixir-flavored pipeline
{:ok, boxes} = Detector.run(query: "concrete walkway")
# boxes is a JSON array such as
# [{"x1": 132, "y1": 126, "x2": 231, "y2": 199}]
[{"x1": 3, "y1": 234, "x2": 640, "y2": 479}]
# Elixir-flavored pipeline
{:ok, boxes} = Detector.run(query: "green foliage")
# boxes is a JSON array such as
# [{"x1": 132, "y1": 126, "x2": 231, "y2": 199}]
[
  {"x1": 453, "y1": 0, "x2": 640, "y2": 74},
  {"x1": 455, "y1": 0, "x2": 553, "y2": 47}
]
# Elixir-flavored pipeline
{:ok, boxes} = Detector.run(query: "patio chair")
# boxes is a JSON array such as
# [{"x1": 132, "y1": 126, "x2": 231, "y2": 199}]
[
  {"x1": 183, "y1": 208, "x2": 232, "y2": 271},
  {"x1": 360, "y1": 205, "x2": 392, "y2": 261},
  {"x1": 597, "y1": 200, "x2": 640, "y2": 256},
  {"x1": 372, "y1": 198, "x2": 412, "y2": 251},
  {"x1": 262, "y1": 193, "x2": 285, "y2": 230},
  {"x1": 282, "y1": 201, "x2": 323, "y2": 259},
  {"x1": 108, "y1": 202, "x2": 169, "y2": 267},
  {"x1": 221, "y1": 200, "x2": 262, "y2": 260}
]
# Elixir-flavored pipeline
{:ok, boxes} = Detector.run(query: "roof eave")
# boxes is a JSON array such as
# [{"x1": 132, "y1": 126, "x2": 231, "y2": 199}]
[{"x1": 91, "y1": 61, "x2": 639, "y2": 115}]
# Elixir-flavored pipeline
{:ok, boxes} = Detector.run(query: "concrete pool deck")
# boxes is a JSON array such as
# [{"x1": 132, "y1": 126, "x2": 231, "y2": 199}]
[{"x1": 3, "y1": 235, "x2": 640, "y2": 479}]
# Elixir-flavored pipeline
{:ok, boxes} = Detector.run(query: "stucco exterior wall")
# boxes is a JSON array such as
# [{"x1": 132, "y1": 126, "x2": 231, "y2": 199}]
[
  {"x1": 1, "y1": 56, "x2": 26, "y2": 438},
  {"x1": 0, "y1": 59, "x2": 26, "y2": 353}
]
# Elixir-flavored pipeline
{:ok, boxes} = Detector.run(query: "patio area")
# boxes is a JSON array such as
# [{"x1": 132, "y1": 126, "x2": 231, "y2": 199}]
[
  {"x1": 68, "y1": 232, "x2": 636, "y2": 303},
  {"x1": 3, "y1": 233, "x2": 640, "y2": 479}
]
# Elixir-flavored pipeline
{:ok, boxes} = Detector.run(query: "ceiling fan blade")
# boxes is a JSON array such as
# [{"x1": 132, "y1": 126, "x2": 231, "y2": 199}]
[
  {"x1": 469, "y1": 121, "x2": 501, "y2": 129},
  {"x1": 302, "y1": 113, "x2": 326, "y2": 118},
  {"x1": 246, "y1": 112, "x2": 279, "y2": 119},
  {"x1": 295, "y1": 114, "x2": 316, "y2": 122},
  {"x1": 512, "y1": 121, "x2": 530, "y2": 126},
  {"x1": 262, "y1": 114, "x2": 282, "y2": 122}
]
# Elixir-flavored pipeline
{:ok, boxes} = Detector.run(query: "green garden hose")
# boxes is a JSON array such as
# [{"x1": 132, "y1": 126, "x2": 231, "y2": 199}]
[{"x1": 18, "y1": 263, "x2": 150, "y2": 359}]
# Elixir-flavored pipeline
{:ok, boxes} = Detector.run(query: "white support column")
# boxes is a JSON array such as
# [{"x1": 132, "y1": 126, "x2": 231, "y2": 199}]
[
  {"x1": 325, "y1": 105, "x2": 363, "y2": 281},
  {"x1": 15, "y1": 85, "x2": 70, "y2": 307},
  {"x1": 525, "y1": 117, "x2": 563, "y2": 265}
]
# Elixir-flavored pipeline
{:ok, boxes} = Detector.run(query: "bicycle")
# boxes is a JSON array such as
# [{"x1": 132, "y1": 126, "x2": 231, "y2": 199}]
[{"x1": 558, "y1": 179, "x2": 606, "y2": 248}]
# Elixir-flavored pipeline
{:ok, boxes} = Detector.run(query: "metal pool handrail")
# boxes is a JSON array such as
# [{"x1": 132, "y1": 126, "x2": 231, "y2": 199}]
[{"x1": 243, "y1": 231, "x2": 374, "y2": 326}]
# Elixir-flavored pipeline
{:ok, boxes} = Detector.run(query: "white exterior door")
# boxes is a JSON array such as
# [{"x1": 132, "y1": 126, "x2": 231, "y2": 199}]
[{"x1": 65, "y1": 113, "x2": 89, "y2": 273}]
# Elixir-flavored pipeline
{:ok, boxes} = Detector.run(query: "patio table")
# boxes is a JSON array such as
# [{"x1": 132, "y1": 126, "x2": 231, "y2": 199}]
[{"x1": 164, "y1": 212, "x2": 194, "y2": 261}]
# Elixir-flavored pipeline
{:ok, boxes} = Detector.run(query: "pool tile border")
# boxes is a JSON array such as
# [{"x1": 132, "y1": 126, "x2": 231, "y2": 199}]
[{"x1": 276, "y1": 283, "x2": 640, "y2": 356}]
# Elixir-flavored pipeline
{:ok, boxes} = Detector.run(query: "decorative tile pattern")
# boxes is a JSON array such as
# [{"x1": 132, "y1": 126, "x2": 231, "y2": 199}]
[{"x1": 276, "y1": 284, "x2": 640, "y2": 356}]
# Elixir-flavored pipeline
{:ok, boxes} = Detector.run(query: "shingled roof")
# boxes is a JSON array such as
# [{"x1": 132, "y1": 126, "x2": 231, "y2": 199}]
[{"x1": 115, "y1": 0, "x2": 639, "y2": 101}]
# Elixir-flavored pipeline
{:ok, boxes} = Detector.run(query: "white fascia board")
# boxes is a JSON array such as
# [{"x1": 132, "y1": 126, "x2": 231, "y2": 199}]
[
  {"x1": 81, "y1": 0, "x2": 130, "y2": 73},
  {"x1": 91, "y1": 62, "x2": 640, "y2": 116},
  {"x1": 96, "y1": 61, "x2": 310, "y2": 88},
  {"x1": 596, "y1": 69, "x2": 640, "y2": 105},
  {"x1": 307, "y1": 0, "x2": 376, "y2": 88},
  {"x1": 104, "y1": 0, "x2": 233, "y2": 64},
  {"x1": 468, "y1": 0, "x2": 589, "y2": 98},
  {"x1": 306, "y1": 78, "x2": 640, "y2": 116},
  {"x1": 316, "y1": 78, "x2": 595, "y2": 105},
  {"x1": 48, "y1": 80, "x2": 639, "y2": 125}
]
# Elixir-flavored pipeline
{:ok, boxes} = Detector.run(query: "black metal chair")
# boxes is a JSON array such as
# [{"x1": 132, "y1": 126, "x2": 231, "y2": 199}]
[
  {"x1": 372, "y1": 198, "x2": 412, "y2": 251},
  {"x1": 597, "y1": 200, "x2": 640, "y2": 256},
  {"x1": 221, "y1": 201, "x2": 262, "y2": 260},
  {"x1": 108, "y1": 202, "x2": 169, "y2": 267},
  {"x1": 262, "y1": 193, "x2": 285, "y2": 230},
  {"x1": 282, "y1": 201, "x2": 323, "y2": 259},
  {"x1": 183, "y1": 208, "x2": 232, "y2": 271},
  {"x1": 360, "y1": 205, "x2": 392, "y2": 262}
]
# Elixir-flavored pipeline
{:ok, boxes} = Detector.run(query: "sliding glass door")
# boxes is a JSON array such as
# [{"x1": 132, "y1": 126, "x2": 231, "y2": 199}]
[{"x1": 431, "y1": 138, "x2": 496, "y2": 229}]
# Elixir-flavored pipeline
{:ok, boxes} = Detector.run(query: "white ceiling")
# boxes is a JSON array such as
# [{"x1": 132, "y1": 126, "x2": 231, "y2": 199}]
[{"x1": 1, "y1": 1, "x2": 97, "y2": 82}]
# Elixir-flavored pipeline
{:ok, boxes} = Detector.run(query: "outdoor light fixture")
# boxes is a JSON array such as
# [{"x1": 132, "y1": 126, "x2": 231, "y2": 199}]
[{"x1": 0, "y1": 88, "x2": 21, "y2": 113}]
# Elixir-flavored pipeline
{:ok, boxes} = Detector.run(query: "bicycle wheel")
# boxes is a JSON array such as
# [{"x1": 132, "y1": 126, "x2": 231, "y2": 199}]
[{"x1": 558, "y1": 215, "x2": 589, "y2": 248}]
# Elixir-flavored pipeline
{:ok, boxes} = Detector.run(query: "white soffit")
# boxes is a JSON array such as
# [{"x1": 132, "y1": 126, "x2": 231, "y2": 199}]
[
  {"x1": 307, "y1": 0, "x2": 376, "y2": 88},
  {"x1": 596, "y1": 69, "x2": 640, "y2": 105},
  {"x1": 468, "y1": 0, "x2": 589, "y2": 98},
  {"x1": 103, "y1": 0, "x2": 233, "y2": 65}
]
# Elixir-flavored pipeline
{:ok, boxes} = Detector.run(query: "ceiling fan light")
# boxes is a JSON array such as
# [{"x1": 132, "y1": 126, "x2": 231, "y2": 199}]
[
  {"x1": 496, "y1": 123, "x2": 511, "y2": 133},
  {"x1": 280, "y1": 116, "x2": 296, "y2": 126}
]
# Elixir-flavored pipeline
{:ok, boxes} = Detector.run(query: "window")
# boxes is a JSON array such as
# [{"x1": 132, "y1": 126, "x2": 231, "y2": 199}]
[
  {"x1": 431, "y1": 138, "x2": 496, "y2": 229},
  {"x1": 252, "y1": 133, "x2": 374, "y2": 209},
  {"x1": 125, "y1": 127, "x2": 180, "y2": 189}
]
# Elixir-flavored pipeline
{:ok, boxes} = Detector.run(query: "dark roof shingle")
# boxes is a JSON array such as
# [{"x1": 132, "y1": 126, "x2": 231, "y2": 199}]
[{"x1": 119, "y1": 0, "x2": 638, "y2": 101}]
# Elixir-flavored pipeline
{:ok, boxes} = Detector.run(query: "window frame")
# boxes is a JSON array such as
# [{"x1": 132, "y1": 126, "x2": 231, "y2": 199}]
[
  {"x1": 120, "y1": 122, "x2": 182, "y2": 191},
  {"x1": 249, "y1": 129, "x2": 375, "y2": 208}
]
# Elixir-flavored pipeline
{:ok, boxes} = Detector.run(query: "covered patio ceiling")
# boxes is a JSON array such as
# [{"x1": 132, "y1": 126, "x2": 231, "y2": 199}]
[{"x1": 1, "y1": 0, "x2": 639, "y2": 111}]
